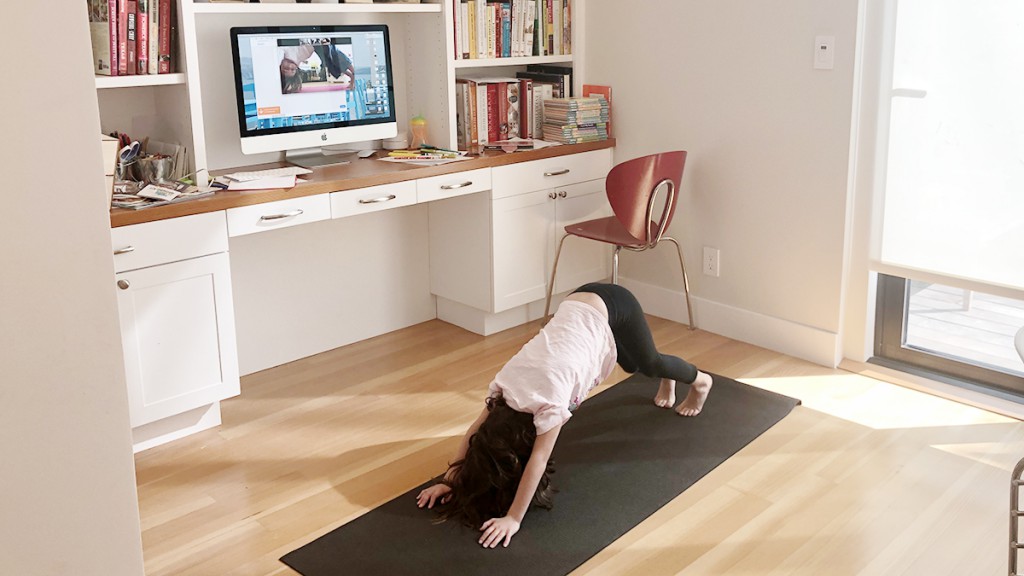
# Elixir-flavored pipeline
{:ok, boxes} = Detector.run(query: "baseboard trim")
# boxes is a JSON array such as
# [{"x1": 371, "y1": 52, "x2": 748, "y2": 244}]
[{"x1": 618, "y1": 278, "x2": 840, "y2": 368}]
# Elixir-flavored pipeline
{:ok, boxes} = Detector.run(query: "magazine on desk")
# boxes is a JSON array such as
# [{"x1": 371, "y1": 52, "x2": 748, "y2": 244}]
[{"x1": 111, "y1": 181, "x2": 214, "y2": 210}]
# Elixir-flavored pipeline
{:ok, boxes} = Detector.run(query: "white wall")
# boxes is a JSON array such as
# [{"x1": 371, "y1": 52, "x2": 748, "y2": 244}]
[
  {"x1": 585, "y1": 0, "x2": 860, "y2": 366},
  {"x1": 0, "y1": 4, "x2": 144, "y2": 576}
]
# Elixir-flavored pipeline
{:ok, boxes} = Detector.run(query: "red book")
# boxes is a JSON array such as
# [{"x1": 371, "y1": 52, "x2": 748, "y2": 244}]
[
  {"x1": 158, "y1": 0, "x2": 171, "y2": 73},
  {"x1": 107, "y1": 0, "x2": 119, "y2": 75},
  {"x1": 486, "y1": 83, "x2": 499, "y2": 142},
  {"x1": 519, "y1": 78, "x2": 532, "y2": 138},
  {"x1": 496, "y1": 81, "x2": 508, "y2": 140},
  {"x1": 117, "y1": 0, "x2": 128, "y2": 74},
  {"x1": 125, "y1": 0, "x2": 137, "y2": 75},
  {"x1": 136, "y1": 0, "x2": 148, "y2": 74}
]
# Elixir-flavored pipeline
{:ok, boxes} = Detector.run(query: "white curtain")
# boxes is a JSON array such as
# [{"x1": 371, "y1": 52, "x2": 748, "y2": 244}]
[{"x1": 877, "y1": 0, "x2": 1024, "y2": 293}]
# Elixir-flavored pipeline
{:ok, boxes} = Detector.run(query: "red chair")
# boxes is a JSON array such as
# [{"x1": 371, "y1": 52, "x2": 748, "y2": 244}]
[{"x1": 544, "y1": 150, "x2": 695, "y2": 329}]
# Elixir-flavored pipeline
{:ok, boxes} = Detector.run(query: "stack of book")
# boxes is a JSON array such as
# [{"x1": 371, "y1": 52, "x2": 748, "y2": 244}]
[
  {"x1": 87, "y1": 0, "x2": 175, "y2": 76},
  {"x1": 541, "y1": 96, "x2": 609, "y2": 144}
]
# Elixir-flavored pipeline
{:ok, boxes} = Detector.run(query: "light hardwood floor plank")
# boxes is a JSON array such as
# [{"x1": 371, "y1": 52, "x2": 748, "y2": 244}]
[{"x1": 134, "y1": 317, "x2": 1024, "y2": 575}]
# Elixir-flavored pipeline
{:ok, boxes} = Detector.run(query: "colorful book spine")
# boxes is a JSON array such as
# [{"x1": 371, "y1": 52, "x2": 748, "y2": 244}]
[
  {"x1": 117, "y1": 0, "x2": 128, "y2": 75},
  {"x1": 125, "y1": 0, "x2": 137, "y2": 75},
  {"x1": 136, "y1": 0, "x2": 148, "y2": 74},
  {"x1": 157, "y1": 0, "x2": 171, "y2": 73},
  {"x1": 148, "y1": 0, "x2": 159, "y2": 74},
  {"x1": 107, "y1": 0, "x2": 119, "y2": 75}
]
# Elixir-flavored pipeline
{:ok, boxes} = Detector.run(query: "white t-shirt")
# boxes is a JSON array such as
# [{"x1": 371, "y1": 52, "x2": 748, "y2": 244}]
[{"x1": 488, "y1": 300, "x2": 617, "y2": 434}]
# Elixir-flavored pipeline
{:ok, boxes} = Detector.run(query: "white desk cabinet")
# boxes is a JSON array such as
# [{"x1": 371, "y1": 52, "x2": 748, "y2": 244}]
[
  {"x1": 429, "y1": 149, "x2": 613, "y2": 322},
  {"x1": 111, "y1": 212, "x2": 239, "y2": 451}
]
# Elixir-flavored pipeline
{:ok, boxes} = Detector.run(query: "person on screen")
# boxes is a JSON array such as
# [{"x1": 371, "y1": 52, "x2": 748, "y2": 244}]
[
  {"x1": 279, "y1": 40, "x2": 355, "y2": 94},
  {"x1": 415, "y1": 282, "x2": 713, "y2": 549}
]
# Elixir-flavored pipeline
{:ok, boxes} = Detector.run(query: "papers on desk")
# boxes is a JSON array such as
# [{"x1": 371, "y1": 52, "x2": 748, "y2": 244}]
[
  {"x1": 226, "y1": 175, "x2": 299, "y2": 190},
  {"x1": 378, "y1": 155, "x2": 472, "y2": 167}
]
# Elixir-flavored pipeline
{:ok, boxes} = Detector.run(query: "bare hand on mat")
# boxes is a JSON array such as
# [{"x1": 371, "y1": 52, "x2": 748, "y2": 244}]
[
  {"x1": 416, "y1": 484, "x2": 452, "y2": 508},
  {"x1": 479, "y1": 516, "x2": 520, "y2": 548}
]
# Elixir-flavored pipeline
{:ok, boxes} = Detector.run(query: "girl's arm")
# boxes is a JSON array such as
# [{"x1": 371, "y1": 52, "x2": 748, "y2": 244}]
[
  {"x1": 478, "y1": 423, "x2": 563, "y2": 548},
  {"x1": 416, "y1": 406, "x2": 490, "y2": 508}
]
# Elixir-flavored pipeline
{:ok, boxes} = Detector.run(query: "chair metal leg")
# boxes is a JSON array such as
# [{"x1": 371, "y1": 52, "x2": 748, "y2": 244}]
[
  {"x1": 545, "y1": 233, "x2": 571, "y2": 318},
  {"x1": 663, "y1": 237, "x2": 695, "y2": 330},
  {"x1": 612, "y1": 245, "x2": 622, "y2": 284}
]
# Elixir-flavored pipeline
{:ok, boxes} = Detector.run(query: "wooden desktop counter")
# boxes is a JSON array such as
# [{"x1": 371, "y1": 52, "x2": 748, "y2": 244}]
[{"x1": 110, "y1": 140, "x2": 615, "y2": 227}]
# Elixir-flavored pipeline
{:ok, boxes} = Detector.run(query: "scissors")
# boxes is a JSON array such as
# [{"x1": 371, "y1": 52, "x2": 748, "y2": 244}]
[
  {"x1": 117, "y1": 140, "x2": 141, "y2": 179},
  {"x1": 119, "y1": 141, "x2": 141, "y2": 164}
]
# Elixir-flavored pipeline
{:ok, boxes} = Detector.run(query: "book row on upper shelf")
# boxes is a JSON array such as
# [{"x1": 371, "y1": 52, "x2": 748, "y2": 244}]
[
  {"x1": 452, "y1": 0, "x2": 571, "y2": 60},
  {"x1": 87, "y1": 0, "x2": 176, "y2": 76}
]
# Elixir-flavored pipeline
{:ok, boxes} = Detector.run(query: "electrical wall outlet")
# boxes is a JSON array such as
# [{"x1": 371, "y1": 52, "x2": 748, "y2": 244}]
[{"x1": 703, "y1": 246, "x2": 720, "y2": 277}]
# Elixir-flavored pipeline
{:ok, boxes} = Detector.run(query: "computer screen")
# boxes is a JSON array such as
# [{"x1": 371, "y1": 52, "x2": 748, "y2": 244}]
[{"x1": 230, "y1": 25, "x2": 397, "y2": 158}]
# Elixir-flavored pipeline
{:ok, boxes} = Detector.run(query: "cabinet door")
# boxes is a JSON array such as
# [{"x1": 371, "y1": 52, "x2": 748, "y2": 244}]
[
  {"x1": 116, "y1": 252, "x2": 239, "y2": 428},
  {"x1": 552, "y1": 179, "x2": 613, "y2": 293},
  {"x1": 492, "y1": 189, "x2": 555, "y2": 313}
]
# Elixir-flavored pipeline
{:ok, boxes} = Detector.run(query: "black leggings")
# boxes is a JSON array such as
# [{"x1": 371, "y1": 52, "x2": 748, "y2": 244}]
[{"x1": 572, "y1": 283, "x2": 698, "y2": 384}]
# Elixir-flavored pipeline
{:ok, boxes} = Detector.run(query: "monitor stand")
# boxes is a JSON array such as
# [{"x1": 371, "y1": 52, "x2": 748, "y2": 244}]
[{"x1": 285, "y1": 146, "x2": 356, "y2": 169}]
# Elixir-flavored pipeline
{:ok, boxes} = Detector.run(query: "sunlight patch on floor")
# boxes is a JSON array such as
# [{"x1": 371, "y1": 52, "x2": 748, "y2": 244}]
[{"x1": 741, "y1": 372, "x2": 1014, "y2": 430}]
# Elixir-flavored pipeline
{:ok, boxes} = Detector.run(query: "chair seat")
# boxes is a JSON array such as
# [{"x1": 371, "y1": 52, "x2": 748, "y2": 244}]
[{"x1": 564, "y1": 216, "x2": 662, "y2": 249}]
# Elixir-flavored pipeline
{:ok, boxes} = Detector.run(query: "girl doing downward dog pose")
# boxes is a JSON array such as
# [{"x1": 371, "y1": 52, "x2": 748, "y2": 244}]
[{"x1": 416, "y1": 282, "x2": 714, "y2": 548}]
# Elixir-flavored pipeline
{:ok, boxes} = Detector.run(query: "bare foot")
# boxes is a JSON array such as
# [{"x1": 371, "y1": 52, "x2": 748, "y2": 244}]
[
  {"x1": 676, "y1": 371, "x2": 713, "y2": 416},
  {"x1": 654, "y1": 378, "x2": 675, "y2": 408}
]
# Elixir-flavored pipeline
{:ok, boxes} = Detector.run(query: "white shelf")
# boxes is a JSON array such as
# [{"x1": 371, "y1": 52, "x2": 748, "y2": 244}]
[
  {"x1": 191, "y1": 2, "x2": 441, "y2": 14},
  {"x1": 453, "y1": 54, "x2": 573, "y2": 69},
  {"x1": 95, "y1": 73, "x2": 187, "y2": 89}
]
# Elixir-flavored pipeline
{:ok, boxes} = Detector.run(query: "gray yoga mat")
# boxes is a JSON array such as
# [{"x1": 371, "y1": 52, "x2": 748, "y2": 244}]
[{"x1": 281, "y1": 373, "x2": 800, "y2": 576}]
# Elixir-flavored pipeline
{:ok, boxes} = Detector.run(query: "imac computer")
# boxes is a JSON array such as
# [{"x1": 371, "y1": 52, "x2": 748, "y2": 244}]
[{"x1": 229, "y1": 25, "x2": 398, "y2": 168}]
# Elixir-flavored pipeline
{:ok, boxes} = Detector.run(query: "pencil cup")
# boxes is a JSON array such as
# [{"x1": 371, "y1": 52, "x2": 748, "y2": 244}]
[{"x1": 133, "y1": 155, "x2": 176, "y2": 184}]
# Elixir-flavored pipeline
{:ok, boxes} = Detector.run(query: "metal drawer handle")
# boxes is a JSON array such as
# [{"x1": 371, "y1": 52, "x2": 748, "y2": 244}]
[
  {"x1": 548, "y1": 192, "x2": 557, "y2": 200},
  {"x1": 117, "y1": 279, "x2": 130, "y2": 290},
  {"x1": 440, "y1": 181, "x2": 473, "y2": 190},
  {"x1": 113, "y1": 246, "x2": 135, "y2": 255},
  {"x1": 558, "y1": 190, "x2": 567, "y2": 198},
  {"x1": 359, "y1": 194, "x2": 397, "y2": 204},
  {"x1": 544, "y1": 169, "x2": 570, "y2": 177},
  {"x1": 259, "y1": 209, "x2": 304, "y2": 222}
]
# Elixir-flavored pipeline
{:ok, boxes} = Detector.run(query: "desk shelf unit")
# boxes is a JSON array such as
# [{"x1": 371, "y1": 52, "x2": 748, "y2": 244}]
[{"x1": 93, "y1": 0, "x2": 583, "y2": 178}]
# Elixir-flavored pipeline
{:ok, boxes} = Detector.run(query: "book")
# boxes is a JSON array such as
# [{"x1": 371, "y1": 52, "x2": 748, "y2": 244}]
[
  {"x1": 125, "y1": 0, "x2": 137, "y2": 75},
  {"x1": 519, "y1": 78, "x2": 533, "y2": 138},
  {"x1": 526, "y1": 64, "x2": 572, "y2": 97},
  {"x1": 157, "y1": 0, "x2": 172, "y2": 73},
  {"x1": 117, "y1": 0, "x2": 128, "y2": 74},
  {"x1": 148, "y1": 0, "x2": 159, "y2": 74},
  {"x1": 515, "y1": 70, "x2": 564, "y2": 98},
  {"x1": 136, "y1": 0, "x2": 149, "y2": 74},
  {"x1": 87, "y1": 0, "x2": 116, "y2": 75},
  {"x1": 532, "y1": 82, "x2": 552, "y2": 138},
  {"x1": 582, "y1": 84, "x2": 613, "y2": 137}
]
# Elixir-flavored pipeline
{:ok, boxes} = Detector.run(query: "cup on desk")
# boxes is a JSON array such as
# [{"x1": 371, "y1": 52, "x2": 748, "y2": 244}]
[{"x1": 132, "y1": 154, "x2": 176, "y2": 184}]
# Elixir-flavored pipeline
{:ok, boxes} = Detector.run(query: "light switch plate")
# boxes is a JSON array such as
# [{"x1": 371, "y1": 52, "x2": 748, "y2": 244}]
[{"x1": 814, "y1": 35, "x2": 835, "y2": 70}]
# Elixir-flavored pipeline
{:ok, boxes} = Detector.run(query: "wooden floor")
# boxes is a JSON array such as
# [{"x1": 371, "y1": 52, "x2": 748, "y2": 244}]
[{"x1": 134, "y1": 316, "x2": 1024, "y2": 575}]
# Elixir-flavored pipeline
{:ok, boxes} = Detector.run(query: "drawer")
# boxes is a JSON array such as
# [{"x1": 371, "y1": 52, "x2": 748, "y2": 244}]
[
  {"x1": 416, "y1": 168, "x2": 491, "y2": 203},
  {"x1": 111, "y1": 211, "x2": 228, "y2": 273},
  {"x1": 491, "y1": 148, "x2": 613, "y2": 199},
  {"x1": 226, "y1": 194, "x2": 331, "y2": 237},
  {"x1": 331, "y1": 180, "x2": 417, "y2": 219}
]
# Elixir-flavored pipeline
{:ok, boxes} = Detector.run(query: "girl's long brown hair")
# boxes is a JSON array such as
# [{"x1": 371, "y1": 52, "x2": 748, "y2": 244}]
[{"x1": 435, "y1": 395, "x2": 555, "y2": 528}]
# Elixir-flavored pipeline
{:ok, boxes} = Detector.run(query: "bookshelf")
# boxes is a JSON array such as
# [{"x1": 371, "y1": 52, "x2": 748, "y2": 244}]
[
  {"x1": 95, "y1": 73, "x2": 185, "y2": 89},
  {"x1": 90, "y1": 0, "x2": 582, "y2": 175}
]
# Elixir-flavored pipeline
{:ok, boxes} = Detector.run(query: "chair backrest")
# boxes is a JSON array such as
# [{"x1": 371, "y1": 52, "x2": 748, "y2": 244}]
[{"x1": 605, "y1": 151, "x2": 687, "y2": 248}]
